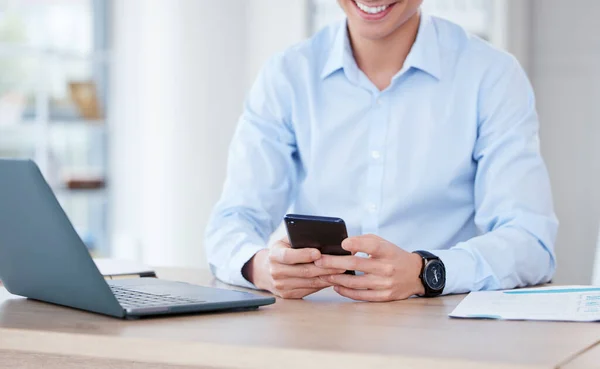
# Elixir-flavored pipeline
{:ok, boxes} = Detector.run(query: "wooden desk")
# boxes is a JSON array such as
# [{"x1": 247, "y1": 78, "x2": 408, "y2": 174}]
[
  {"x1": 0, "y1": 268, "x2": 597, "y2": 369},
  {"x1": 562, "y1": 341, "x2": 600, "y2": 369}
]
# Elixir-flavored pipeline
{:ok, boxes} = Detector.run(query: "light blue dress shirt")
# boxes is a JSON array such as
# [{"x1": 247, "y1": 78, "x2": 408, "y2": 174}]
[{"x1": 205, "y1": 14, "x2": 558, "y2": 295}]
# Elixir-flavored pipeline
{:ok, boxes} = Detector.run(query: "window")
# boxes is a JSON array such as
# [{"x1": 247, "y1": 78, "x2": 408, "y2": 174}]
[{"x1": 0, "y1": 0, "x2": 110, "y2": 256}]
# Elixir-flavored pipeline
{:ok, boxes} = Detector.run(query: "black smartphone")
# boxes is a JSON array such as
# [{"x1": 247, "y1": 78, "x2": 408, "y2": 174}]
[{"x1": 284, "y1": 214, "x2": 355, "y2": 275}]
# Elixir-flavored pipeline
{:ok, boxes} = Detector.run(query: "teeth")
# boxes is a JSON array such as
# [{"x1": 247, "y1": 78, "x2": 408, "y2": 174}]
[{"x1": 355, "y1": 1, "x2": 389, "y2": 14}]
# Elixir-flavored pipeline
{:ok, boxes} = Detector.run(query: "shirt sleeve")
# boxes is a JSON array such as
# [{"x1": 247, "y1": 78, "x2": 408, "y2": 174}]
[
  {"x1": 431, "y1": 55, "x2": 558, "y2": 295},
  {"x1": 204, "y1": 54, "x2": 298, "y2": 289}
]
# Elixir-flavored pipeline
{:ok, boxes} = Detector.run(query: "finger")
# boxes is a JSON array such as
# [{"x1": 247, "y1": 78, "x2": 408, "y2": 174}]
[
  {"x1": 272, "y1": 237, "x2": 291, "y2": 249},
  {"x1": 278, "y1": 288, "x2": 322, "y2": 300},
  {"x1": 333, "y1": 286, "x2": 394, "y2": 302},
  {"x1": 341, "y1": 235, "x2": 392, "y2": 258},
  {"x1": 321, "y1": 273, "x2": 392, "y2": 290},
  {"x1": 271, "y1": 263, "x2": 345, "y2": 278},
  {"x1": 270, "y1": 247, "x2": 321, "y2": 265},
  {"x1": 273, "y1": 277, "x2": 332, "y2": 291},
  {"x1": 314, "y1": 255, "x2": 382, "y2": 274}
]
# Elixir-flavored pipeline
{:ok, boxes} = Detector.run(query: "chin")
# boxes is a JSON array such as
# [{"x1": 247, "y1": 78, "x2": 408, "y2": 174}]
[{"x1": 340, "y1": 0, "x2": 421, "y2": 41}]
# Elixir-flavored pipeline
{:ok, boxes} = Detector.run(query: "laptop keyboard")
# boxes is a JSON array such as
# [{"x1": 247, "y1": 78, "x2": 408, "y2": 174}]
[{"x1": 110, "y1": 285, "x2": 206, "y2": 309}]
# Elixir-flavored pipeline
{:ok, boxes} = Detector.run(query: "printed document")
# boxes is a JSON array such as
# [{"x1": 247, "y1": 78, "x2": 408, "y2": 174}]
[{"x1": 449, "y1": 286, "x2": 600, "y2": 322}]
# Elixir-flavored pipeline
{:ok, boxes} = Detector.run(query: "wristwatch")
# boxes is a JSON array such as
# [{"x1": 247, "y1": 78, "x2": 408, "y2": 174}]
[{"x1": 413, "y1": 251, "x2": 446, "y2": 297}]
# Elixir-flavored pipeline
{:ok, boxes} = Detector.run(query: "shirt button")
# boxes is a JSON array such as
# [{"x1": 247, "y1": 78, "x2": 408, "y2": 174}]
[
  {"x1": 366, "y1": 203, "x2": 377, "y2": 213},
  {"x1": 376, "y1": 98, "x2": 382, "y2": 106},
  {"x1": 371, "y1": 150, "x2": 381, "y2": 159}
]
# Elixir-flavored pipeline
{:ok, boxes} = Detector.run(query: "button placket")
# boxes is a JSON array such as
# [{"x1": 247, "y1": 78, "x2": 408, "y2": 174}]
[{"x1": 361, "y1": 94, "x2": 389, "y2": 235}]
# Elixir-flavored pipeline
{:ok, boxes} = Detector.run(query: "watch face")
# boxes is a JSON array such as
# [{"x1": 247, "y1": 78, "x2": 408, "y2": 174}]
[{"x1": 424, "y1": 260, "x2": 445, "y2": 291}]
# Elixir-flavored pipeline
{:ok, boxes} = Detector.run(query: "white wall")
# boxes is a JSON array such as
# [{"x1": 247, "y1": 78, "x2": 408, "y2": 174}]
[
  {"x1": 594, "y1": 229, "x2": 600, "y2": 285},
  {"x1": 244, "y1": 1, "x2": 309, "y2": 89},
  {"x1": 110, "y1": 0, "x2": 247, "y2": 267},
  {"x1": 109, "y1": 0, "x2": 308, "y2": 267},
  {"x1": 529, "y1": 0, "x2": 600, "y2": 284}
]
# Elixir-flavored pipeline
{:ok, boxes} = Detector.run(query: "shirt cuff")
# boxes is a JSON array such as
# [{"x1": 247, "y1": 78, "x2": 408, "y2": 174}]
[
  {"x1": 429, "y1": 248, "x2": 476, "y2": 295},
  {"x1": 226, "y1": 244, "x2": 267, "y2": 290}
]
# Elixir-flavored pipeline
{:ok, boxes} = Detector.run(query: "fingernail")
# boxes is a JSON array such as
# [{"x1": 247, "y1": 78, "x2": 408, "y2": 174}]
[
  {"x1": 314, "y1": 259, "x2": 323, "y2": 267},
  {"x1": 334, "y1": 286, "x2": 339, "y2": 292},
  {"x1": 342, "y1": 239, "x2": 352, "y2": 250},
  {"x1": 311, "y1": 250, "x2": 320, "y2": 259}
]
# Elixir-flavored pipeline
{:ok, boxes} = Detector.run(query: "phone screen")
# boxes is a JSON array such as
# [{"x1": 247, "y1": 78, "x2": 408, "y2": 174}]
[{"x1": 284, "y1": 214, "x2": 350, "y2": 256}]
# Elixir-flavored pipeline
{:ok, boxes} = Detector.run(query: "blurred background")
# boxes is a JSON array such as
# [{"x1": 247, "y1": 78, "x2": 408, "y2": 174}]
[{"x1": 0, "y1": 0, "x2": 598, "y2": 285}]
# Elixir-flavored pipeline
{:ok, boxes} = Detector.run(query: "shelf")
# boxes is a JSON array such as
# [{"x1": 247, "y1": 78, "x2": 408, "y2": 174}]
[
  {"x1": 0, "y1": 43, "x2": 111, "y2": 63},
  {"x1": 23, "y1": 119, "x2": 105, "y2": 127},
  {"x1": 49, "y1": 120, "x2": 105, "y2": 127},
  {"x1": 53, "y1": 187, "x2": 108, "y2": 199},
  {"x1": 47, "y1": 120, "x2": 107, "y2": 132},
  {"x1": 0, "y1": 120, "x2": 106, "y2": 132}
]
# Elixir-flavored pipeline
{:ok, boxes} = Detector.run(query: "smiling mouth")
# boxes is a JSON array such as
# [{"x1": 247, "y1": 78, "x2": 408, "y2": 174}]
[
  {"x1": 351, "y1": 0, "x2": 397, "y2": 20},
  {"x1": 353, "y1": 0, "x2": 395, "y2": 15}
]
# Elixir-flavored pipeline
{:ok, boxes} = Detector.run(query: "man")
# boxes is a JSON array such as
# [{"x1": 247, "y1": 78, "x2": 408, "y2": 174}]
[{"x1": 205, "y1": 0, "x2": 558, "y2": 301}]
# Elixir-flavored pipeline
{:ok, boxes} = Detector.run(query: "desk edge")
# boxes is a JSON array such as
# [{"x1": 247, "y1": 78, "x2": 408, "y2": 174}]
[{"x1": 0, "y1": 327, "x2": 550, "y2": 369}]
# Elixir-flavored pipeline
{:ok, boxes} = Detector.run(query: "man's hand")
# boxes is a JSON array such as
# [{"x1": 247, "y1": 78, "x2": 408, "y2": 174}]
[
  {"x1": 243, "y1": 238, "x2": 346, "y2": 299},
  {"x1": 315, "y1": 235, "x2": 425, "y2": 302}
]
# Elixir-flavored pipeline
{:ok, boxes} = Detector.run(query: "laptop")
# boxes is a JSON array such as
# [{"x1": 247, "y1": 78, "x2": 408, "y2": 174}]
[{"x1": 0, "y1": 159, "x2": 275, "y2": 319}]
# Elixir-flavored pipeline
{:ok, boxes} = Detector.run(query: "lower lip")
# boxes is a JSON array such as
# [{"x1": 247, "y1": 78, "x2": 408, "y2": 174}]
[{"x1": 352, "y1": 1, "x2": 396, "y2": 21}]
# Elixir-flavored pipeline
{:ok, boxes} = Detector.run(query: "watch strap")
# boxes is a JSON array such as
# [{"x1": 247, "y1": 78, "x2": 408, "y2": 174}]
[{"x1": 414, "y1": 250, "x2": 439, "y2": 261}]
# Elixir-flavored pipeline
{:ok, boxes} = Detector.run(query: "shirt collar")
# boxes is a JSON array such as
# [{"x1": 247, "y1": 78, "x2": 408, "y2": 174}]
[
  {"x1": 403, "y1": 13, "x2": 441, "y2": 80},
  {"x1": 320, "y1": 13, "x2": 441, "y2": 81},
  {"x1": 320, "y1": 20, "x2": 354, "y2": 80}
]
